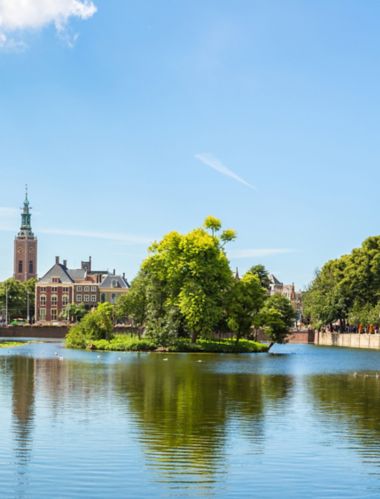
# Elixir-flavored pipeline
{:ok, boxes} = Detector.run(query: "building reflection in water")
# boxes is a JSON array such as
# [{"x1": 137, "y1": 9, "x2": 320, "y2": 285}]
[{"x1": 11, "y1": 356, "x2": 35, "y2": 497}]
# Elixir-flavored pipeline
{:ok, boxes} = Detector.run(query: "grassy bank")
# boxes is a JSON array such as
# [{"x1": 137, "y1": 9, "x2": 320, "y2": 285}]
[
  {"x1": 0, "y1": 341, "x2": 24, "y2": 349},
  {"x1": 79, "y1": 335, "x2": 269, "y2": 353}
]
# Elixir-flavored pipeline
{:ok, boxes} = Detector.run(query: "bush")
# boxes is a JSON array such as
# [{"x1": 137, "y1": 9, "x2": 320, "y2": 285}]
[
  {"x1": 65, "y1": 303, "x2": 114, "y2": 349},
  {"x1": 83, "y1": 335, "x2": 268, "y2": 353}
]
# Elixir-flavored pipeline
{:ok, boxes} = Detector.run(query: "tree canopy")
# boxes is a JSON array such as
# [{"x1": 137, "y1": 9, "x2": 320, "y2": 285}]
[
  {"x1": 303, "y1": 236, "x2": 380, "y2": 328},
  {"x1": 116, "y1": 217, "x2": 295, "y2": 347},
  {"x1": 0, "y1": 278, "x2": 36, "y2": 322}
]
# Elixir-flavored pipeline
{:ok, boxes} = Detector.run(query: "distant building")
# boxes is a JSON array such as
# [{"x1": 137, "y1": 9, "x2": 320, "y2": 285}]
[
  {"x1": 35, "y1": 257, "x2": 129, "y2": 322},
  {"x1": 14, "y1": 187, "x2": 37, "y2": 282},
  {"x1": 99, "y1": 272, "x2": 130, "y2": 305},
  {"x1": 269, "y1": 274, "x2": 303, "y2": 322}
]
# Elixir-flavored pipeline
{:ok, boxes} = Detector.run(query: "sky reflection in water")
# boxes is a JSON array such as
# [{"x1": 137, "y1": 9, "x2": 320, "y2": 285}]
[{"x1": 1, "y1": 342, "x2": 380, "y2": 498}]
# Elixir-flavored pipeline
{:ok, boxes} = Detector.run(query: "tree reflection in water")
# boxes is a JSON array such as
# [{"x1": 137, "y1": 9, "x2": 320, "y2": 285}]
[
  {"x1": 308, "y1": 373, "x2": 380, "y2": 463},
  {"x1": 114, "y1": 354, "x2": 293, "y2": 489}
]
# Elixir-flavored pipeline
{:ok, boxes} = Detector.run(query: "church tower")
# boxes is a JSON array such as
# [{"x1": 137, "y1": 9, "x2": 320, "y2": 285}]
[{"x1": 14, "y1": 187, "x2": 37, "y2": 282}]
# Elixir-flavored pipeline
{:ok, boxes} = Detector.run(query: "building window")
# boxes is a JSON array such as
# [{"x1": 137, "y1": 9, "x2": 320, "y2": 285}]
[
  {"x1": 101, "y1": 293, "x2": 105, "y2": 303},
  {"x1": 18, "y1": 260, "x2": 23, "y2": 273},
  {"x1": 39, "y1": 308, "x2": 46, "y2": 320},
  {"x1": 91, "y1": 286, "x2": 97, "y2": 292},
  {"x1": 63, "y1": 287, "x2": 69, "y2": 293},
  {"x1": 51, "y1": 295, "x2": 58, "y2": 306},
  {"x1": 77, "y1": 286, "x2": 82, "y2": 292},
  {"x1": 62, "y1": 295, "x2": 69, "y2": 306},
  {"x1": 84, "y1": 295, "x2": 90, "y2": 302},
  {"x1": 51, "y1": 309, "x2": 57, "y2": 321},
  {"x1": 40, "y1": 295, "x2": 46, "y2": 306},
  {"x1": 112, "y1": 280, "x2": 118, "y2": 288},
  {"x1": 91, "y1": 295, "x2": 97, "y2": 302},
  {"x1": 52, "y1": 277, "x2": 60, "y2": 283},
  {"x1": 84, "y1": 286, "x2": 89, "y2": 292},
  {"x1": 77, "y1": 295, "x2": 82, "y2": 302},
  {"x1": 51, "y1": 287, "x2": 58, "y2": 293},
  {"x1": 111, "y1": 293, "x2": 116, "y2": 304},
  {"x1": 29, "y1": 260, "x2": 33, "y2": 274},
  {"x1": 40, "y1": 287, "x2": 46, "y2": 292}
]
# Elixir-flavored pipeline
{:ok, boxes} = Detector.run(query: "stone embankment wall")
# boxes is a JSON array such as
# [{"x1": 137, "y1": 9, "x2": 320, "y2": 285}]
[
  {"x1": 255, "y1": 329, "x2": 315, "y2": 344},
  {"x1": 315, "y1": 331, "x2": 380, "y2": 349},
  {"x1": 0, "y1": 326, "x2": 68, "y2": 338}
]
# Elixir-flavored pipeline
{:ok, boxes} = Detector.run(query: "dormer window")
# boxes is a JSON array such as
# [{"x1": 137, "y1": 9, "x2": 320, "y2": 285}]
[{"x1": 52, "y1": 277, "x2": 61, "y2": 283}]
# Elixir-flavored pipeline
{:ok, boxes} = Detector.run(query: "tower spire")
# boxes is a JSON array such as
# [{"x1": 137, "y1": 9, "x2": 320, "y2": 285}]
[
  {"x1": 18, "y1": 186, "x2": 33, "y2": 238},
  {"x1": 14, "y1": 187, "x2": 38, "y2": 282}
]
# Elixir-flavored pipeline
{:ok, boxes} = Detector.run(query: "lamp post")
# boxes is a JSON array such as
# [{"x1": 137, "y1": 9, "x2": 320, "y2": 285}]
[
  {"x1": 5, "y1": 285, "x2": 8, "y2": 326},
  {"x1": 26, "y1": 290, "x2": 30, "y2": 324}
]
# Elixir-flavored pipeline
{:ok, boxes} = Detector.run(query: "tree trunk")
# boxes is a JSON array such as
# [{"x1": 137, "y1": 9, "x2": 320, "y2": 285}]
[{"x1": 191, "y1": 331, "x2": 197, "y2": 343}]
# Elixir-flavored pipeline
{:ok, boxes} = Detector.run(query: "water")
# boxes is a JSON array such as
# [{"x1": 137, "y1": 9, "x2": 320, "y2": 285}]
[{"x1": 1, "y1": 342, "x2": 380, "y2": 498}]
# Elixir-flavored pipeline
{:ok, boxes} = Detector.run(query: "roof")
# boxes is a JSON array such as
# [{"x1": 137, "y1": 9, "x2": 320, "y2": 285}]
[
  {"x1": 269, "y1": 274, "x2": 282, "y2": 286},
  {"x1": 67, "y1": 269, "x2": 86, "y2": 281},
  {"x1": 37, "y1": 263, "x2": 74, "y2": 284},
  {"x1": 99, "y1": 274, "x2": 130, "y2": 289}
]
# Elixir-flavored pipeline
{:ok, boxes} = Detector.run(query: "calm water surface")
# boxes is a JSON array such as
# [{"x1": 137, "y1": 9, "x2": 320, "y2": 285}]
[{"x1": 1, "y1": 341, "x2": 380, "y2": 498}]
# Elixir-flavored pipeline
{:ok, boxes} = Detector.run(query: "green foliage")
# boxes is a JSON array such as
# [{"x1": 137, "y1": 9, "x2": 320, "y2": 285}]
[
  {"x1": 90, "y1": 335, "x2": 156, "y2": 352},
  {"x1": 0, "y1": 341, "x2": 24, "y2": 348},
  {"x1": 0, "y1": 278, "x2": 36, "y2": 321},
  {"x1": 88, "y1": 334, "x2": 268, "y2": 353},
  {"x1": 227, "y1": 272, "x2": 266, "y2": 343},
  {"x1": 248, "y1": 264, "x2": 271, "y2": 290},
  {"x1": 61, "y1": 303, "x2": 88, "y2": 323},
  {"x1": 66, "y1": 303, "x2": 114, "y2": 349},
  {"x1": 304, "y1": 236, "x2": 380, "y2": 327},
  {"x1": 203, "y1": 215, "x2": 222, "y2": 235},
  {"x1": 259, "y1": 294, "x2": 295, "y2": 344},
  {"x1": 125, "y1": 217, "x2": 235, "y2": 344}
]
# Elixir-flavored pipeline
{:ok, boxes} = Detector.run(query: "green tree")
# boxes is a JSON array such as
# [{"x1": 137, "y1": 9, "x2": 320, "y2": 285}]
[
  {"x1": 61, "y1": 303, "x2": 88, "y2": 323},
  {"x1": 66, "y1": 303, "x2": 114, "y2": 349},
  {"x1": 227, "y1": 272, "x2": 266, "y2": 344},
  {"x1": 259, "y1": 294, "x2": 295, "y2": 349},
  {"x1": 128, "y1": 217, "x2": 235, "y2": 344},
  {"x1": 0, "y1": 278, "x2": 36, "y2": 322},
  {"x1": 247, "y1": 265, "x2": 271, "y2": 291}
]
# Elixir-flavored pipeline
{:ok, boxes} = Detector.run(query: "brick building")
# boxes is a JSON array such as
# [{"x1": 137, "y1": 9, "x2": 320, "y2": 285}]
[
  {"x1": 35, "y1": 257, "x2": 129, "y2": 322},
  {"x1": 14, "y1": 187, "x2": 37, "y2": 282}
]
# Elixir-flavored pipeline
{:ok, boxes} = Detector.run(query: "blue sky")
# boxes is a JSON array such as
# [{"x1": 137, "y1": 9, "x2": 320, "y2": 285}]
[{"x1": 1, "y1": 0, "x2": 380, "y2": 289}]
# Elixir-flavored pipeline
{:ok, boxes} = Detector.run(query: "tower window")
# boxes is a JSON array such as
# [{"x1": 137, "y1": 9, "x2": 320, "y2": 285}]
[
  {"x1": 18, "y1": 261, "x2": 23, "y2": 273},
  {"x1": 29, "y1": 260, "x2": 33, "y2": 274}
]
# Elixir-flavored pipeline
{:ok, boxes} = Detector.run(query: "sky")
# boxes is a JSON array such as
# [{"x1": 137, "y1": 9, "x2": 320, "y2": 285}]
[{"x1": 1, "y1": 0, "x2": 380, "y2": 289}]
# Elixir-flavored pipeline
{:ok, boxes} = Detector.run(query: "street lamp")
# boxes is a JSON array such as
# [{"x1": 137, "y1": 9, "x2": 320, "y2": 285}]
[
  {"x1": 26, "y1": 290, "x2": 30, "y2": 324},
  {"x1": 5, "y1": 285, "x2": 8, "y2": 326}
]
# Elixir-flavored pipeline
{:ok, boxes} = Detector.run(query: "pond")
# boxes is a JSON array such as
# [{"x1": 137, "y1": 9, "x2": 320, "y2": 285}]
[{"x1": 1, "y1": 341, "x2": 380, "y2": 498}]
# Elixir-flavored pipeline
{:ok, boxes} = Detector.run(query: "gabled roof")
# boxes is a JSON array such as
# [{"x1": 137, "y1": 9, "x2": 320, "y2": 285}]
[
  {"x1": 38, "y1": 263, "x2": 74, "y2": 284},
  {"x1": 269, "y1": 274, "x2": 282, "y2": 286},
  {"x1": 99, "y1": 274, "x2": 130, "y2": 289}
]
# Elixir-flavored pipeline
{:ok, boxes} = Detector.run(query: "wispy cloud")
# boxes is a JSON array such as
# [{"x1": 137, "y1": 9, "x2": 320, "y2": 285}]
[
  {"x1": 195, "y1": 153, "x2": 255, "y2": 189},
  {"x1": 0, "y1": 0, "x2": 97, "y2": 49},
  {"x1": 229, "y1": 248, "x2": 296, "y2": 259},
  {"x1": 39, "y1": 228, "x2": 153, "y2": 245}
]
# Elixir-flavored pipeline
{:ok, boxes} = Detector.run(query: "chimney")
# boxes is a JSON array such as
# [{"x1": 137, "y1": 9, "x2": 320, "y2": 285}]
[
  {"x1": 63, "y1": 259, "x2": 67, "y2": 268},
  {"x1": 89, "y1": 256, "x2": 92, "y2": 272},
  {"x1": 113, "y1": 269, "x2": 116, "y2": 275},
  {"x1": 55, "y1": 256, "x2": 60, "y2": 264},
  {"x1": 123, "y1": 272, "x2": 125, "y2": 280}
]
